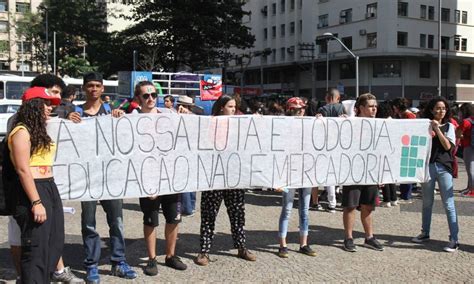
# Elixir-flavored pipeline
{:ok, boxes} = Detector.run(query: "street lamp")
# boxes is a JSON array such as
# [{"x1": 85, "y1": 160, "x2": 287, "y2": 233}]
[
  {"x1": 317, "y1": 32, "x2": 359, "y2": 97},
  {"x1": 444, "y1": 34, "x2": 461, "y2": 99}
]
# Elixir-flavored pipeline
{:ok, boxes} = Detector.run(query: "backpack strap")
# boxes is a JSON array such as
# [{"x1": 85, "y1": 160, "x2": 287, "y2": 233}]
[{"x1": 75, "y1": 104, "x2": 84, "y2": 116}]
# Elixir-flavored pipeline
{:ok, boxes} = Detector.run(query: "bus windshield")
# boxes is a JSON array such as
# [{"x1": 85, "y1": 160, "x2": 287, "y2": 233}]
[{"x1": 6, "y1": 82, "x2": 29, "y2": 100}]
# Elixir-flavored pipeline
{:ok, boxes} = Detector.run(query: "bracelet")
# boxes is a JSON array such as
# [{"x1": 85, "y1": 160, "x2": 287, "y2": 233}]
[{"x1": 31, "y1": 199, "x2": 42, "y2": 206}]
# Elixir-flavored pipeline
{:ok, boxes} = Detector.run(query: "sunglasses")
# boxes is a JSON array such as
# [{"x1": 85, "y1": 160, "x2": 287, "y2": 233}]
[{"x1": 142, "y1": 93, "x2": 158, "y2": 100}]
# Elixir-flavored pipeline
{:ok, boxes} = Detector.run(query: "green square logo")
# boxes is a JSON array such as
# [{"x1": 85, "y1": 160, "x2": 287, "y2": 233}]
[
  {"x1": 400, "y1": 167, "x2": 408, "y2": 177},
  {"x1": 419, "y1": 136, "x2": 427, "y2": 146},
  {"x1": 411, "y1": 136, "x2": 419, "y2": 146},
  {"x1": 409, "y1": 158, "x2": 417, "y2": 167},
  {"x1": 408, "y1": 167, "x2": 416, "y2": 177},
  {"x1": 402, "y1": 147, "x2": 409, "y2": 157},
  {"x1": 417, "y1": 159, "x2": 424, "y2": 168},
  {"x1": 410, "y1": 147, "x2": 418, "y2": 158},
  {"x1": 401, "y1": 157, "x2": 408, "y2": 167}
]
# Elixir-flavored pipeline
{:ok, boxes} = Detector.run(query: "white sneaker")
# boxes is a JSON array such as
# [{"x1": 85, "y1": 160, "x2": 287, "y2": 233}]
[
  {"x1": 390, "y1": 200, "x2": 398, "y2": 206},
  {"x1": 380, "y1": 202, "x2": 391, "y2": 208},
  {"x1": 443, "y1": 240, "x2": 459, "y2": 252}
]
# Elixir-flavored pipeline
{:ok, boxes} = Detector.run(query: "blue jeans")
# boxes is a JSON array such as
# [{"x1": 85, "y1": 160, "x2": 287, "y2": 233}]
[
  {"x1": 421, "y1": 163, "x2": 459, "y2": 241},
  {"x1": 81, "y1": 199, "x2": 126, "y2": 268},
  {"x1": 278, "y1": 188, "x2": 311, "y2": 238},
  {"x1": 400, "y1": 184, "x2": 413, "y2": 200},
  {"x1": 181, "y1": 192, "x2": 196, "y2": 215}
]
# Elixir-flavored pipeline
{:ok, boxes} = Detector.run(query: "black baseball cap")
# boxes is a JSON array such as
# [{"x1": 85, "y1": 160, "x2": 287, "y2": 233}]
[{"x1": 83, "y1": 72, "x2": 103, "y2": 85}]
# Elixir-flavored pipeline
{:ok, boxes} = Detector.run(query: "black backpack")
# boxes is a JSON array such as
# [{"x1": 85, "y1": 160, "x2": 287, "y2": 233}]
[{"x1": 0, "y1": 137, "x2": 20, "y2": 216}]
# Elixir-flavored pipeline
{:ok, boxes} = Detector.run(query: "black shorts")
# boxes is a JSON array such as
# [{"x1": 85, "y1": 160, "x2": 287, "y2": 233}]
[
  {"x1": 139, "y1": 194, "x2": 181, "y2": 227},
  {"x1": 341, "y1": 185, "x2": 378, "y2": 208}
]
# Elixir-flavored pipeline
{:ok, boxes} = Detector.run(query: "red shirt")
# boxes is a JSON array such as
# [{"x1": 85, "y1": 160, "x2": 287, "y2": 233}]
[{"x1": 459, "y1": 116, "x2": 474, "y2": 147}]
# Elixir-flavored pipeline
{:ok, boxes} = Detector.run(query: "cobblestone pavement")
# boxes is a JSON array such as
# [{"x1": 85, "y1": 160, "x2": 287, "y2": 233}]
[{"x1": 1, "y1": 162, "x2": 473, "y2": 283}]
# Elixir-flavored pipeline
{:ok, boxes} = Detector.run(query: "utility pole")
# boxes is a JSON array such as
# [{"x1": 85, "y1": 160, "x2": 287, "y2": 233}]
[
  {"x1": 298, "y1": 43, "x2": 316, "y2": 99},
  {"x1": 438, "y1": 0, "x2": 442, "y2": 97},
  {"x1": 45, "y1": 9, "x2": 49, "y2": 72}
]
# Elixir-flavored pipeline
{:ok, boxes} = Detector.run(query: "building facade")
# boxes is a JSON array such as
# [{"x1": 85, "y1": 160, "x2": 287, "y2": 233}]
[{"x1": 231, "y1": 0, "x2": 474, "y2": 102}]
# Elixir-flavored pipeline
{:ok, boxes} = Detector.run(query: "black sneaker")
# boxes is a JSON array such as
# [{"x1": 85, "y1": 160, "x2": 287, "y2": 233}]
[
  {"x1": 278, "y1": 247, "x2": 289, "y2": 258},
  {"x1": 364, "y1": 237, "x2": 384, "y2": 251},
  {"x1": 299, "y1": 245, "x2": 317, "y2": 256},
  {"x1": 165, "y1": 255, "x2": 187, "y2": 271},
  {"x1": 144, "y1": 257, "x2": 158, "y2": 276},
  {"x1": 343, "y1": 238, "x2": 357, "y2": 252}
]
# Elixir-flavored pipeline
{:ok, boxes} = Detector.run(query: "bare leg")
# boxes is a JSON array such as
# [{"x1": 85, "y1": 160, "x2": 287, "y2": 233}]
[
  {"x1": 360, "y1": 205, "x2": 374, "y2": 238},
  {"x1": 299, "y1": 235, "x2": 308, "y2": 247},
  {"x1": 55, "y1": 257, "x2": 65, "y2": 271},
  {"x1": 311, "y1": 187, "x2": 319, "y2": 205},
  {"x1": 343, "y1": 207, "x2": 356, "y2": 239},
  {"x1": 164, "y1": 224, "x2": 178, "y2": 258},
  {"x1": 144, "y1": 225, "x2": 156, "y2": 259}
]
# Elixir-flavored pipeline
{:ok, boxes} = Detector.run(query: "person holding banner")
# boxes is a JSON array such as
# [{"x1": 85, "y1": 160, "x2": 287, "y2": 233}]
[
  {"x1": 7, "y1": 87, "x2": 65, "y2": 283},
  {"x1": 412, "y1": 97, "x2": 460, "y2": 252},
  {"x1": 195, "y1": 95, "x2": 256, "y2": 266},
  {"x1": 68, "y1": 72, "x2": 137, "y2": 282},
  {"x1": 132, "y1": 81, "x2": 188, "y2": 275},
  {"x1": 342, "y1": 93, "x2": 384, "y2": 252},
  {"x1": 277, "y1": 97, "x2": 316, "y2": 258}
]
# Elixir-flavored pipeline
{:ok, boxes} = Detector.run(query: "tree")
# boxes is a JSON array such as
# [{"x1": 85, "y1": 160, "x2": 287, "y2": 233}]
[
  {"x1": 121, "y1": 0, "x2": 255, "y2": 72},
  {"x1": 58, "y1": 55, "x2": 97, "y2": 77}
]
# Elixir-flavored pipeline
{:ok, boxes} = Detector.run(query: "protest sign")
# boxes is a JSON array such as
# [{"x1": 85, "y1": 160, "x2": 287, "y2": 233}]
[{"x1": 48, "y1": 114, "x2": 432, "y2": 201}]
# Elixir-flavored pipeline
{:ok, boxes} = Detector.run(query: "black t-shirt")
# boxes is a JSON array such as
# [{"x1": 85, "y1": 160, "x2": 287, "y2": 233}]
[
  {"x1": 81, "y1": 104, "x2": 110, "y2": 117},
  {"x1": 317, "y1": 103, "x2": 346, "y2": 117},
  {"x1": 429, "y1": 123, "x2": 455, "y2": 173}
]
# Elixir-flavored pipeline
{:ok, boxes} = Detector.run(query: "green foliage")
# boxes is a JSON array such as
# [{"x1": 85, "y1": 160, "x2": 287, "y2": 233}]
[
  {"x1": 58, "y1": 55, "x2": 97, "y2": 78},
  {"x1": 120, "y1": 0, "x2": 255, "y2": 71},
  {"x1": 0, "y1": 40, "x2": 8, "y2": 53}
]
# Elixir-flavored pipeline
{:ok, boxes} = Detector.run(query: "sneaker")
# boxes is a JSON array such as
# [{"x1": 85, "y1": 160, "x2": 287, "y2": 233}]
[
  {"x1": 299, "y1": 245, "x2": 317, "y2": 256},
  {"x1": 398, "y1": 199, "x2": 414, "y2": 204},
  {"x1": 390, "y1": 200, "x2": 399, "y2": 206},
  {"x1": 165, "y1": 255, "x2": 187, "y2": 270},
  {"x1": 411, "y1": 232, "x2": 430, "y2": 243},
  {"x1": 461, "y1": 189, "x2": 474, "y2": 197},
  {"x1": 85, "y1": 266, "x2": 100, "y2": 284},
  {"x1": 443, "y1": 240, "x2": 459, "y2": 252},
  {"x1": 326, "y1": 206, "x2": 336, "y2": 213},
  {"x1": 277, "y1": 247, "x2": 289, "y2": 258},
  {"x1": 194, "y1": 253, "x2": 210, "y2": 266},
  {"x1": 343, "y1": 238, "x2": 357, "y2": 252},
  {"x1": 51, "y1": 267, "x2": 85, "y2": 283},
  {"x1": 111, "y1": 261, "x2": 137, "y2": 279},
  {"x1": 237, "y1": 248, "x2": 257, "y2": 261},
  {"x1": 182, "y1": 211, "x2": 195, "y2": 217},
  {"x1": 364, "y1": 237, "x2": 384, "y2": 251},
  {"x1": 310, "y1": 203, "x2": 323, "y2": 211},
  {"x1": 460, "y1": 188, "x2": 470, "y2": 194},
  {"x1": 144, "y1": 257, "x2": 158, "y2": 276},
  {"x1": 380, "y1": 202, "x2": 391, "y2": 208}
]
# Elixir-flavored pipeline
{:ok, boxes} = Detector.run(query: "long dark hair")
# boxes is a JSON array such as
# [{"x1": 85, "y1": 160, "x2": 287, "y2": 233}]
[
  {"x1": 212, "y1": 95, "x2": 235, "y2": 116},
  {"x1": 422, "y1": 97, "x2": 451, "y2": 124},
  {"x1": 14, "y1": 99, "x2": 52, "y2": 154},
  {"x1": 459, "y1": 102, "x2": 474, "y2": 119}
]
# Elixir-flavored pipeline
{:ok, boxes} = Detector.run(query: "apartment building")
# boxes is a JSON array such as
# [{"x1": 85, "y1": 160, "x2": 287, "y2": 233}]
[
  {"x1": 232, "y1": 0, "x2": 474, "y2": 102},
  {"x1": 0, "y1": 0, "x2": 41, "y2": 72}
]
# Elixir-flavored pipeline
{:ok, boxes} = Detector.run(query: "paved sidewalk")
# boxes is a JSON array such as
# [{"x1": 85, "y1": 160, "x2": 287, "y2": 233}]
[{"x1": 1, "y1": 163, "x2": 473, "y2": 283}]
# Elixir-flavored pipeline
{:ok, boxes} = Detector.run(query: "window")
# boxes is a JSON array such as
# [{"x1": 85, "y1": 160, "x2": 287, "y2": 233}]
[
  {"x1": 290, "y1": 0, "x2": 295, "y2": 10},
  {"x1": 0, "y1": 1, "x2": 7, "y2": 12},
  {"x1": 428, "y1": 34, "x2": 434, "y2": 48},
  {"x1": 262, "y1": 5, "x2": 268, "y2": 17},
  {"x1": 280, "y1": 47, "x2": 285, "y2": 60},
  {"x1": 455, "y1": 10, "x2": 461, "y2": 23},
  {"x1": 420, "y1": 34, "x2": 426, "y2": 48},
  {"x1": 298, "y1": 0, "x2": 302, "y2": 9},
  {"x1": 397, "y1": 32, "x2": 408, "y2": 46},
  {"x1": 290, "y1": 21, "x2": 295, "y2": 34},
  {"x1": 340, "y1": 62, "x2": 355, "y2": 79},
  {"x1": 428, "y1": 6, "x2": 435, "y2": 20},
  {"x1": 15, "y1": 2, "x2": 29, "y2": 13},
  {"x1": 462, "y1": 38, "x2": 467, "y2": 51},
  {"x1": 420, "y1": 5, "x2": 426, "y2": 19},
  {"x1": 272, "y1": 26, "x2": 276, "y2": 38},
  {"x1": 18, "y1": 62, "x2": 30, "y2": 72},
  {"x1": 280, "y1": 24, "x2": 285, "y2": 36},
  {"x1": 461, "y1": 64, "x2": 471, "y2": 80},
  {"x1": 373, "y1": 61, "x2": 401, "y2": 78},
  {"x1": 462, "y1": 11, "x2": 468, "y2": 24},
  {"x1": 0, "y1": 21, "x2": 7, "y2": 33},
  {"x1": 441, "y1": 36, "x2": 449, "y2": 50},
  {"x1": 442, "y1": 63, "x2": 448, "y2": 79},
  {"x1": 263, "y1": 28, "x2": 268, "y2": 40},
  {"x1": 272, "y1": 3, "x2": 276, "y2": 15},
  {"x1": 366, "y1": 3, "x2": 377, "y2": 18},
  {"x1": 316, "y1": 63, "x2": 331, "y2": 81},
  {"x1": 280, "y1": 0, "x2": 285, "y2": 13},
  {"x1": 299, "y1": 20, "x2": 302, "y2": 33},
  {"x1": 318, "y1": 14, "x2": 328, "y2": 28},
  {"x1": 419, "y1": 61, "x2": 431, "y2": 78},
  {"x1": 441, "y1": 8, "x2": 450, "y2": 22},
  {"x1": 367, "y1": 33, "x2": 377, "y2": 48},
  {"x1": 398, "y1": 2, "x2": 408, "y2": 17},
  {"x1": 340, "y1": 9, "x2": 352, "y2": 24},
  {"x1": 341, "y1": 36, "x2": 352, "y2": 50},
  {"x1": 0, "y1": 40, "x2": 7, "y2": 53},
  {"x1": 319, "y1": 41, "x2": 327, "y2": 54},
  {"x1": 454, "y1": 37, "x2": 460, "y2": 50},
  {"x1": 17, "y1": 41, "x2": 31, "y2": 53},
  {"x1": 271, "y1": 48, "x2": 276, "y2": 62}
]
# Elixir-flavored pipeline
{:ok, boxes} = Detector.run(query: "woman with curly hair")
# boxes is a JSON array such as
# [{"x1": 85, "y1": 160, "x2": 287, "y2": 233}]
[{"x1": 7, "y1": 87, "x2": 64, "y2": 283}]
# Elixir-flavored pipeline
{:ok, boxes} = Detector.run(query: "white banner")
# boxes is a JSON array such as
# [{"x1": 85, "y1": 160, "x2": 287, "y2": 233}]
[{"x1": 47, "y1": 114, "x2": 432, "y2": 201}]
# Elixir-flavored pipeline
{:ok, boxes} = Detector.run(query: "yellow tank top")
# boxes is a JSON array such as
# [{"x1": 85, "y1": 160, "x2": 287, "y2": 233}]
[{"x1": 8, "y1": 125, "x2": 56, "y2": 167}]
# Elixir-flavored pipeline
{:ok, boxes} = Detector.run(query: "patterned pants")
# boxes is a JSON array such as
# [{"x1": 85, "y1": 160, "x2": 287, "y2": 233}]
[{"x1": 199, "y1": 189, "x2": 246, "y2": 253}]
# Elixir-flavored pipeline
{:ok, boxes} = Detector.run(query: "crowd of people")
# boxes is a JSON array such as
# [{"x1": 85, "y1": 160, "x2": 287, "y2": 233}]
[{"x1": 2, "y1": 72, "x2": 473, "y2": 283}]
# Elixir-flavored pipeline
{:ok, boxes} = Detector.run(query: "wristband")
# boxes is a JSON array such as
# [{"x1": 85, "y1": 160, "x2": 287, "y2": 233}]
[{"x1": 32, "y1": 199, "x2": 42, "y2": 206}]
